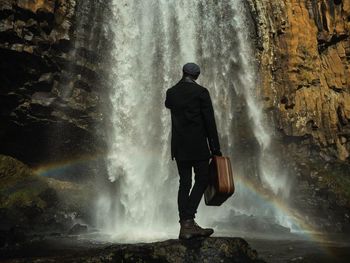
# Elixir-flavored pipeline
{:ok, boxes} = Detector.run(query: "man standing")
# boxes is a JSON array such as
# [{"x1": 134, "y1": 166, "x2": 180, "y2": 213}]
[{"x1": 165, "y1": 63, "x2": 222, "y2": 239}]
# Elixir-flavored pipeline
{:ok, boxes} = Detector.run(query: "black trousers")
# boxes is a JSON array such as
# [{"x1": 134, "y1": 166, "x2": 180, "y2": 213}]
[{"x1": 175, "y1": 159, "x2": 210, "y2": 221}]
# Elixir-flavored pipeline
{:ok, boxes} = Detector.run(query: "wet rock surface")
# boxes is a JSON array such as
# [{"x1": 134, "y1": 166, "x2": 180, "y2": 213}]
[
  {"x1": 0, "y1": 0, "x2": 113, "y2": 168},
  {"x1": 1, "y1": 236, "x2": 265, "y2": 263},
  {"x1": 281, "y1": 145, "x2": 350, "y2": 234},
  {"x1": 68, "y1": 223, "x2": 88, "y2": 235},
  {"x1": 0, "y1": 155, "x2": 95, "y2": 249},
  {"x1": 214, "y1": 214, "x2": 291, "y2": 237},
  {"x1": 246, "y1": 0, "x2": 350, "y2": 234},
  {"x1": 247, "y1": 0, "x2": 350, "y2": 162},
  {"x1": 1, "y1": 233, "x2": 350, "y2": 263},
  {"x1": 247, "y1": 237, "x2": 350, "y2": 263}
]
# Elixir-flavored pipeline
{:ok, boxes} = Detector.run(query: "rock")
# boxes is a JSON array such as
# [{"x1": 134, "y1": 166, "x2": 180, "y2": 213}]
[
  {"x1": 0, "y1": 0, "x2": 113, "y2": 168},
  {"x1": 109, "y1": 238, "x2": 265, "y2": 263},
  {"x1": 247, "y1": 0, "x2": 350, "y2": 162},
  {"x1": 0, "y1": 155, "x2": 96, "y2": 244},
  {"x1": 68, "y1": 223, "x2": 87, "y2": 235},
  {"x1": 31, "y1": 91, "x2": 56, "y2": 106},
  {"x1": 245, "y1": 0, "x2": 350, "y2": 234},
  {"x1": 214, "y1": 214, "x2": 291, "y2": 236},
  {"x1": 0, "y1": 237, "x2": 266, "y2": 263},
  {"x1": 290, "y1": 256, "x2": 303, "y2": 262}
]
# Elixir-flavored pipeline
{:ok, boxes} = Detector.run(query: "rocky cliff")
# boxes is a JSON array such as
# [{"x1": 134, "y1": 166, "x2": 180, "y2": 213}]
[
  {"x1": 2, "y1": 1, "x2": 348, "y2": 172},
  {"x1": 246, "y1": 0, "x2": 350, "y2": 230},
  {"x1": 0, "y1": 0, "x2": 112, "y2": 167},
  {"x1": 248, "y1": 0, "x2": 350, "y2": 162}
]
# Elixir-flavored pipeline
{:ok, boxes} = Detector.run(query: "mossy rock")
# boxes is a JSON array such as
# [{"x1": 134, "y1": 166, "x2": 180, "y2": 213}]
[
  {"x1": 0, "y1": 155, "x2": 95, "y2": 230},
  {"x1": 46, "y1": 177, "x2": 95, "y2": 214},
  {"x1": 0, "y1": 155, "x2": 53, "y2": 210},
  {"x1": 0, "y1": 155, "x2": 35, "y2": 188},
  {"x1": 318, "y1": 162, "x2": 350, "y2": 207},
  {"x1": 287, "y1": 151, "x2": 350, "y2": 208}
]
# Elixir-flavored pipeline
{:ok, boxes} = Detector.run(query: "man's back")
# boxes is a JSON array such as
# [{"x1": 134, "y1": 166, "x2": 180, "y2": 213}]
[{"x1": 165, "y1": 80, "x2": 220, "y2": 161}]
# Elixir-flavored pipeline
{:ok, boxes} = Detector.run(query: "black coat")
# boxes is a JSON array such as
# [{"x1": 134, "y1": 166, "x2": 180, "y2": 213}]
[{"x1": 165, "y1": 79, "x2": 220, "y2": 161}]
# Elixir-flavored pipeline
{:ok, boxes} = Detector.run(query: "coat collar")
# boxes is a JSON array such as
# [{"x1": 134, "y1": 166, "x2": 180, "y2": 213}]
[{"x1": 181, "y1": 76, "x2": 197, "y2": 84}]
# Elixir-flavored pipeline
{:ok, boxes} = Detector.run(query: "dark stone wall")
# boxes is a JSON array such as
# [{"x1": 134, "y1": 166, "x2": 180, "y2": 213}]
[{"x1": 0, "y1": 0, "x2": 113, "y2": 167}]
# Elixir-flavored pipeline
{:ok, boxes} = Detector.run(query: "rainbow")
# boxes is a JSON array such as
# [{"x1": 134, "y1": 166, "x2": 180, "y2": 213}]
[
  {"x1": 34, "y1": 156, "x2": 333, "y2": 254},
  {"x1": 33, "y1": 153, "x2": 106, "y2": 178},
  {"x1": 235, "y1": 176, "x2": 334, "y2": 255}
]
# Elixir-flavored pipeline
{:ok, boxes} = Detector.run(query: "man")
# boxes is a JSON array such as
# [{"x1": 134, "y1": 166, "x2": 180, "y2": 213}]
[{"x1": 165, "y1": 62, "x2": 222, "y2": 239}]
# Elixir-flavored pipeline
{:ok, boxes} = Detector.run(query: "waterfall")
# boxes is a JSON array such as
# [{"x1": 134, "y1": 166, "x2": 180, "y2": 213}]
[{"x1": 95, "y1": 0, "x2": 291, "y2": 242}]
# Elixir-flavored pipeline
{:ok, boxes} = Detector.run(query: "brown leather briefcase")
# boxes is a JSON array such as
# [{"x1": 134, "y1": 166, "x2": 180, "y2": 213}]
[{"x1": 204, "y1": 155, "x2": 235, "y2": 206}]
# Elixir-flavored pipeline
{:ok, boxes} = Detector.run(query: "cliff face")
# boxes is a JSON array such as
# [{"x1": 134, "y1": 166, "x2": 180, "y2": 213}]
[
  {"x1": 0, "y1": 0, "x2": 112, "y2": 166},
  {"x1": 246, "y1": 0, "x2": 350, "y2": 228},
  {"x1": 248, "y1": 0, "x2": 350, "y2": 162},
  {"x1": 2, "y1": 1, "x2": 348, "y2": 167}
]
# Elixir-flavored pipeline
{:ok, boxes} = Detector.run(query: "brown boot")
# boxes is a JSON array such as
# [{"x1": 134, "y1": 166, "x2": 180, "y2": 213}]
[{"x1": 179, "y1": 219, "x2": 214, "y2": 239}]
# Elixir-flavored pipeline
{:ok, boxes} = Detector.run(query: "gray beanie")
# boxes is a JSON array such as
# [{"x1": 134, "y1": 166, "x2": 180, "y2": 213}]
[{"x1": 183, "y1": 63, "x2": 200, "y2": 76}]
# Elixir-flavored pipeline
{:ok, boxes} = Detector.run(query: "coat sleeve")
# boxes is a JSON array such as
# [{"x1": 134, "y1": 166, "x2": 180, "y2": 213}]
[
  {"x1": 165, "y1": 89, "x2": 171, "y2": 109},
  {"x1": 199, "y1": 88, "x2": 220, "y2": 153}
]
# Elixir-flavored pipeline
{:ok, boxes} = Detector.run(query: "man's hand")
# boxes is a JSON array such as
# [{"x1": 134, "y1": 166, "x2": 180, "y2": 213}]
[{"x1": 211, "y1": 149, "x2": 222, "y2": 157}]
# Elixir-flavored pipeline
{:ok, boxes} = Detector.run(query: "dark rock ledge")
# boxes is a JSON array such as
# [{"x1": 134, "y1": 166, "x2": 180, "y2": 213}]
[{"x1": 1, "y1": 237, "x2": 265, "y2": 263}]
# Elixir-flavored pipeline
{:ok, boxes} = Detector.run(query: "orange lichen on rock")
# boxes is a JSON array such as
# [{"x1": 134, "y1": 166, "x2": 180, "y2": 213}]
[
  {"x1": 249, "y1": 0, "x2": 350, "y2": 161},
  {"x1": 16, "y1": 0, "x2": 55, "y2": 13}
]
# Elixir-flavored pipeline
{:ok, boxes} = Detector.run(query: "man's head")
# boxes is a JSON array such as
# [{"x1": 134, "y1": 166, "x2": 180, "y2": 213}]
[{"x1": 182, "y1": 63, "x2": 200, "y2": 80}]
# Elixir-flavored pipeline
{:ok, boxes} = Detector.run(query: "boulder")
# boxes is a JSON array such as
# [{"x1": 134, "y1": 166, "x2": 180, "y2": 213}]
[
  {"x1": 0, "y1": 155, "x2": 95, "y2": 247},
  {"x1": 1, "y1": 237, "x2": 265, "y2": 263},
  {"x1": 68, "y1": 223, "x2": 88, "y2": 235}
]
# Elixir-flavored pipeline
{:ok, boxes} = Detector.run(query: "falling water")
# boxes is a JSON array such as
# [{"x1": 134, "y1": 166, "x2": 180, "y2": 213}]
[{"x1": 95, "y1": 0, "x2": 291, "y2": 242}]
